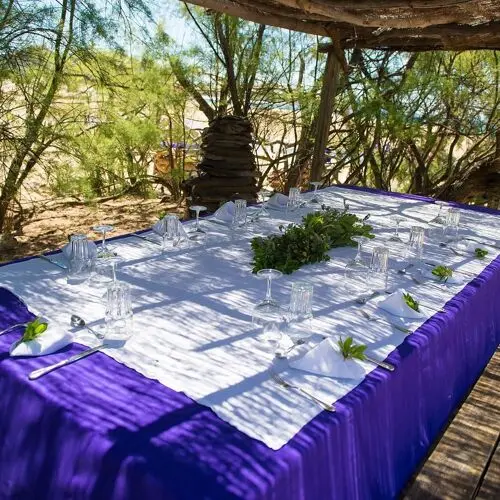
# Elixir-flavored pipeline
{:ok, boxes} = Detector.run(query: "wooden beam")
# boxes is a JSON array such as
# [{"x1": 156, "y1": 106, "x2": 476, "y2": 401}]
[
  {"x1": 182, "y1": 1, "x2": 500, "y2": 51},
  {"x1": 275, "y1": 0, "x2": 499, "y2": 29},
  {"x1": 310, "y1": 49, "x2": 340, "y2": 182}
]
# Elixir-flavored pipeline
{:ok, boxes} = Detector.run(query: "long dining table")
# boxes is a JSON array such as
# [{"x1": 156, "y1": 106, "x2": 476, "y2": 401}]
[{"x1": 0, "y1": 185, "x2": 499, "y2": 500}]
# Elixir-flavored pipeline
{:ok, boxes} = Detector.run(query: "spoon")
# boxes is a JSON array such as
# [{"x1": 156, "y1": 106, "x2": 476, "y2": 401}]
[
  {"x1": 71, "y1": 314, "x2": 104, "y2": 340},
  {"x1": 275, "y1": 339, "x2": 306, "y2": 359}
]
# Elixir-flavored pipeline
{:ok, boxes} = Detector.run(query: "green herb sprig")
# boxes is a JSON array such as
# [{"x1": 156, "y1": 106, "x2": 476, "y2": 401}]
[
  {"x1": 432, "y1": 265, "x2": 453, "y2": 282},
  {"x1": 403, "y1": 292, "x2": 420, "y2": 312},
  {"x1": 474, "y1": 248, "x2": 488, "y2": 259},
  {"x1": 337, "y1": 336, "x2": 367, "y2": 361},
  {"x1": 251, "y1": 207, "x2": 374, "y2": 274},
  {"x1": 21, "y1": 318, "x2": 48, "y2": 343}
]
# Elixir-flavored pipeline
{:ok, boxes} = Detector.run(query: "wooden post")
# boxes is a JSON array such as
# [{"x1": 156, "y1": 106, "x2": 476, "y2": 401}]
[
  {"x1": 495, "y1": 129, "x2": 500, "y2": 170},
  {"x1": 310, "y1": 49, "x2": 340, "y2": 182}
]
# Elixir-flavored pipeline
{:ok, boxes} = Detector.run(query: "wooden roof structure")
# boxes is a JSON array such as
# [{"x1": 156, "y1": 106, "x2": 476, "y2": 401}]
[{"x1": 184, "y1": 0, "x2": 500, "y2": 51}]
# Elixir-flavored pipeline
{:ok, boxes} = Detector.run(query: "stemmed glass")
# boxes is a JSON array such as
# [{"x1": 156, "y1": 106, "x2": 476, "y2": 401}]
[
  {"x1": 188, "y1": 205, "x2": 207, "y2": 242},
  {"x1": 253, "y1": 269, "x2": 283, "y2": 316},
  {"x1": 309, "y1": 182, "x2": 322, "y2": 206},
  {"x1": 432, "y1": 201, "x2": 447, "y2": 224},
  {"x1": 389, "y1": 216, "x2": 404, "y2": 242},
  {"x1": 255, "y1": 190, "x2": 272, "y2": 218},
  {"x1": 92, "y1": 254, "x2": 119, "y2": 284},
  {"x1": 93, "y1": 224, "x2": 115, "y2": 258},
  {"x1": 348, "y1": 235, "x2": 368, "y2": 266},
  {"x1": 253, "y1": 268, "x2": 283, "y2": 342}
]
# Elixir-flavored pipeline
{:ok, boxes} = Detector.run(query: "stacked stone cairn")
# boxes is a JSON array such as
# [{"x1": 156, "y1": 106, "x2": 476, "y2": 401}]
[{"x1": 182, "y1": 116, "x2": 258, "y2": 213}]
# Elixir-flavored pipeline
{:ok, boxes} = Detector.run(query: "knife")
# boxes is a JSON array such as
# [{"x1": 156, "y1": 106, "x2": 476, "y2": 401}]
[
  {"x1": 29, "y1": 344, "x2": 108, "y2": 380},
  {"x1": 364, "y1": 355, "x2": 395, "y2": 372},
  {"x1": 132, "y1": 233, "x2": 161, "y2": 246},
  {"x1": 37, "y1": 254, "x2": 67, "y2": 270}
]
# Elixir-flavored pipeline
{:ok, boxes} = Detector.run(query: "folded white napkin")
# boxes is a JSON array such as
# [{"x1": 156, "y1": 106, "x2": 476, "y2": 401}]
[
  {"x1": 290, "y1": 338, "x2": 367, "y2": 379},
  {"x1": 213, "y1": 201, "x2": 235, "y2": 222},
  {"x1": 152, "y1": 218, "x2": 189, "y2": 243},
  {"x1": 267, "y1": 193, "x2": 289, "y2": 209},
  {"x1": 62, "y1": 240, "x2": 97, "y2": 259},
  {"x1": 422, "y1": 268, "x2": 463, "y2": 285},
  {"x1": 10, "y1": 322, "x2": 72, "y2": 357},
  {"x1": 377, "y1": 288, "x2": 424, "y2": 319}
]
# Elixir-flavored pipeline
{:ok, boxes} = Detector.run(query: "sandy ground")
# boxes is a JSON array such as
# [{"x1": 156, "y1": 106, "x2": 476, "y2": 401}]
[{"x1": 1, "y1": 196, "x2": 183, "y2": 263}]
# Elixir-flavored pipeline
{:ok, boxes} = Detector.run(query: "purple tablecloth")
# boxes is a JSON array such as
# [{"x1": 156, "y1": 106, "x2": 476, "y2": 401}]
[{"x1": 0, "y1": 187, "x2": 499, "y2": 499}]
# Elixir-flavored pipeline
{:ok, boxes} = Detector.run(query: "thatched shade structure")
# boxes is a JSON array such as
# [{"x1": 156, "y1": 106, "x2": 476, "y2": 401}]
[
  {"x1": 184, "y1": 1, "x2": 500, "y2": 51},
  {"x1": 182, "y1": 0, "x2": 500, "y2": 182}
]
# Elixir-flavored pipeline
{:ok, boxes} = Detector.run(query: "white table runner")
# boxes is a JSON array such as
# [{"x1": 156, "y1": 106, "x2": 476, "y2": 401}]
[{"x1": 1, "y1": 186, "x2": 499, "y2": 449}]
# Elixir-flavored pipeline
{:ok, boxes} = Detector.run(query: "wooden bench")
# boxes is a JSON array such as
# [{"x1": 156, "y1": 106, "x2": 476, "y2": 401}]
[{"x1": 402, "y1": 348, "x2": 500, "y2": 499}]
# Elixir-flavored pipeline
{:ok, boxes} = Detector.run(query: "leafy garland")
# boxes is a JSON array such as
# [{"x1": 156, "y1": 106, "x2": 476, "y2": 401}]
[{"x1": 251, "y1": 207, "x2": 374, "y2": 274}]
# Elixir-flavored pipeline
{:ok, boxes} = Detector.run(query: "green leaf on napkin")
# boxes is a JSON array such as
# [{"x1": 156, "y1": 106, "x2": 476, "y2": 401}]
[
  {"x1": 21, "y1": 318, "x2": 48, "y2": 343},
  {"x1": 474, "y1": 248, "x2": 488, "y2": 259},
  {"x1": 432, "y1": 265, "x2": 453, "y2": 282},
  {"x1": 403, "y1": 292, "x2": 420, "y2": 312},
  {"x1": 337, "y1": 336, "x2": 367, "y2": 361}
]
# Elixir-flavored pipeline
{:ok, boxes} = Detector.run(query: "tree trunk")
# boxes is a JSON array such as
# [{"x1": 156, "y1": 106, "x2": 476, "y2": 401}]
[{"x1": 310, "y1": 50, "x2": 340, "y2": 182}]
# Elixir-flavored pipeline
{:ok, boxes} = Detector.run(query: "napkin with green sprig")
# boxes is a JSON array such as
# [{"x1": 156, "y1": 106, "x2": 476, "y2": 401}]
[
  {"x1": 377, "y1": 289, "x2": 425, "y2": 319},
  {"x1": 423, "y1": 265, "x2": 464, "y2": 285},
  {"x1": 290, "y1": 336, "x2": 368, "y2": 379},
  {"x1": 10, "y1": 317, "x2": 72, "y2": 357}
]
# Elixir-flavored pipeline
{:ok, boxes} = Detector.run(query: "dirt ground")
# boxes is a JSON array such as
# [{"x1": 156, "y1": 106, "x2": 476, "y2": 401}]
[{"x1": 0, "y1": 196, "x2": 183, "y2": 263}]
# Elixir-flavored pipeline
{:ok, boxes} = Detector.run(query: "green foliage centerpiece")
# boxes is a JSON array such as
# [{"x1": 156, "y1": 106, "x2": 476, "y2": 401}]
[{"x1": 251, "y1": 207, "x2": 374, "y2": 274}]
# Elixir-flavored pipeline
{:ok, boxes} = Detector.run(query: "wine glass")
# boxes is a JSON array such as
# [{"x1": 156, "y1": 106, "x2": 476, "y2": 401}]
[
  {"x1": 348, "y1": 235, "x2": 368, "y2": 266},
  {"x1": 432, "y1": 200, "x2": 447, "y2": 224},
  {"x1": 93, "y1": 224, "x2": 115, "y2": 258},
  {"x1": 253, "y1": 269, "x2": 283, "y2": 317},
  {"x1": 188, "y1": 205, "x2": 207, "y2": 242},
  {"x1": 92, "y1": 254, "x2": 119, "y2": 285},
  {"x1": 255, "y1": 190, "x2": 272, "y2": 219},
  {"x1": 343, "y1": 260, "x2": 369, "y2": 299},
  {"x1": 309, "y1": 182, "x2": 322, "y2": 205},
  {"x1": 389, "y1": 216, "x2": 404, "y2": 242}
]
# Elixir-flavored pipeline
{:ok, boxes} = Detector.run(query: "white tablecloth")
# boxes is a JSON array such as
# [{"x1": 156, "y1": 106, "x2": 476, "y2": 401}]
[{"x1": 1, "y1": 187, "x2": 499, "y2": 449}]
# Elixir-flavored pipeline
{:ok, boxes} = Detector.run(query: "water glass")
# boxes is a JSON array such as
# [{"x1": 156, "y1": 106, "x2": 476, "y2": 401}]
[
  {"x1": 287, "y1": 187, "x2": 301, "y2": 211},
  {"x1": 288, "y1": 282, "x2": 313, "y2": 320},
  {"x1": 163, "y1": 214, "x2": 180, "y2": 251},
  {"x1": 105, "y1": 281, "x2": 133, "y2": 342},
  {"x1": 67, "y1": 234, "x2": 93, "y2": 284},
  {"x1": 232, "y1": 199, "x2": 247, "y2": 228},
  {"x1": 369, "y1": 246, "x2": 389, "y2": 291},
  {"x1": 443, "y1": 207, "x2": 460, "y2": 243},
  {"x1": 286, "y1": 282, "x2": 314, "y2": 341},
  {"x1": 406, "y1": 226, "x2": 425, "y2": 263}
]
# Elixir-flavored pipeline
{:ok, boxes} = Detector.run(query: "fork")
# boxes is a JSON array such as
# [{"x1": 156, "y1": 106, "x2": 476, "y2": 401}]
[
  {"x1": 358, "y1": 309, "x2": 411, "y2": 334},
  {"x1": 270, "y1": 371, "x2": 335, "y2": 412},
  {"x1": 0, "y1": 322, "x2": 27, "y2": 336}
]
